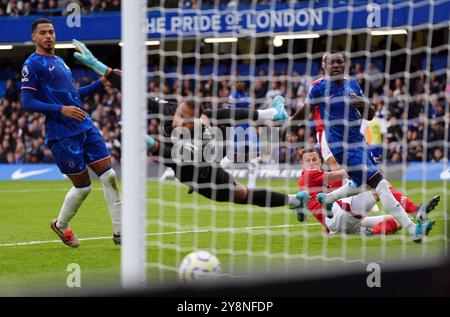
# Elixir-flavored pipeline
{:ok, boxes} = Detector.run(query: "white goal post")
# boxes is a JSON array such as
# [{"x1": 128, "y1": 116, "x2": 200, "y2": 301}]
[
  {"x1": 121, "y1": 0, "x2": 148, "y2": 288},
  {"x1": 120, "y1": 0, "x2": 449, "y2": 288}
]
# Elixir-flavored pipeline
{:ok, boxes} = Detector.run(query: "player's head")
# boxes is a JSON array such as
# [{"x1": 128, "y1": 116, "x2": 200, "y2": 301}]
[
  {"x1": 300, "y1": 147, "x2": 323, "y2": 170},
  {"x1": 236, "y1": 80, "x2": 246, "y2": 92},
  {"x1": 173, "y1": 99, "x2": 203, "y2": 132},
  {"x1": 323, "y1": 51, "x2": 347, "y2": 80},
  {"x1": 31, "y1": 18, "x2": 55, "y2": 53}
]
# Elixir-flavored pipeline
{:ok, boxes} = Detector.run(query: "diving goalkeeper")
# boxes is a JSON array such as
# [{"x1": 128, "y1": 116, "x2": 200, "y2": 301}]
[{"x1": 72, "y1": 39, "x2": 304, "y2": 209}]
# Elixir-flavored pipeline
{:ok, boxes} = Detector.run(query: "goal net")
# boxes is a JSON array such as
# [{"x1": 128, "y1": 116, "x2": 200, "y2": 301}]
[{"x1": 122, "y1": 0, "x2": 449, "y2": 287}]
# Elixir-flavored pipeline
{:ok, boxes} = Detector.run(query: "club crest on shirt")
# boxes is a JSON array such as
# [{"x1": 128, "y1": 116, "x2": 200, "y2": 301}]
[
  {"x1": 22, "y1": 65, "x2": 29, "y2": 78},
  {"x1": 21, "y1": 65, "x2": 30, "y2": 82}
]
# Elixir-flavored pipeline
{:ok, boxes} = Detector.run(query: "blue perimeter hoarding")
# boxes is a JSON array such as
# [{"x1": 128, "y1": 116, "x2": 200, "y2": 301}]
[
  {"x1": 404, "y1": 162, "x2": 450, "y2": 182},
  {"x1": 0, "y1": 164, "x2": 65, "y2": 180},
  {"x1": 0, "y1": 163, "x2": 449, "y2": 181},
  {"x1": 0, "y1": 0, "x2": 449, "y2": 43}
]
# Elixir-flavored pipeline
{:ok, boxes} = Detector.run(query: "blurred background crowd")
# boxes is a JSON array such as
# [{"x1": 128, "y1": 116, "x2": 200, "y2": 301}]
[{"x1": 0, "y1": 0, "x2": 448, "y2": 165}]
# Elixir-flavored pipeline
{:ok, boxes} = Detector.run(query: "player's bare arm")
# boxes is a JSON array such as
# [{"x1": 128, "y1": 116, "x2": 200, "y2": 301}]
[
  {"x1": 60, "y1": 105, "x2": 87, "y2": 121},
  {"x1": 324, "y1": 170, "x2": 347, "y2": 184},
  {"x1": 289, "y1": 102, "x2": 310, "y2": 123},
  {"x1": 348, "y1": 94, "x2": 375, "y2": 120}
]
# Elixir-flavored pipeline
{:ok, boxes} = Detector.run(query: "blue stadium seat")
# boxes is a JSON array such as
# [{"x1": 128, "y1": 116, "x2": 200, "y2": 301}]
[
  {"x1": 165, "y1": 76, "x2": 177, "y2": 87},
  {"x1": 71, "y1": 68, "x2": 85, "y2": 82},
  {"x1": 86, "y1": 69, "x2": 100, "y2": 80},
  {"x1": 274, "y1": 61, "x2": 287, "y2": 75},
  {"x1": 236, "y1": 64, "x2": 250, "y2": 76},
  {"x1": 200, "y1": 65, "x2": 213, "y2": 76},
  {"x1": 372, "y1": 58, "x2": 384, "y2": 72},
  {"x1": 310, "y1": 61, "x2": 320, "y2": 75},
  {"x1": 255, "y1": 62, "x2": 269, "y2": 76},
  {"x1": 350, "y1": 57, "x2": 384, "y2": 72},
  {"x1": 0, "y1": 71, "x2": 16, "y2": 80},
  {"x1": 293, "y1": 60, "x2": 320, "y2": 76},
  {"x1": 351, "y1": 57, "x2": 366, "y2": 70},
  {"x1": 182, "y1": 64, "x2": 195, "y2": 75},
  {"x1": 164, "y1": 65, "x2": 177, "y2": 75},
  {"x1": 0, "y1": 80, "x2": 6, "y2": 98},
  {"x1": 218, "y1": 64, "x2": 230, "y2": 76},
  {"x1": 420, "y1": 55, "x2": 448, "y2": 71}
]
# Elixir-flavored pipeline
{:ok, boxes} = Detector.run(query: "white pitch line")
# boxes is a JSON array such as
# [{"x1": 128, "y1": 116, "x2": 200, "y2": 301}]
[
  {"x1": 0, "y1": 223, "x2": 318, "y2": 247},
  {"x1": 0, "y1": 188, "x2": 103, "y2": 193}
]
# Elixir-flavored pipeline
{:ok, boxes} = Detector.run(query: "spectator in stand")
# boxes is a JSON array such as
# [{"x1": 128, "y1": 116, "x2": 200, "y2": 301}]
[
  {"x1": 265, "y1": 81, "x2": 281, "y2": 109},
  {"x1": 430, "y1": 75, "x2": 443, "y2": 94},
  {"x1": 3, "y1": 79, "x2": 18, "y2": 102},
  {"x1": 431, "y1": 147, "x2": 446, "y2": 163},
  {"x1": 411, "y1": 71, "x2": 427, "y2": 95},
  {"x1": 367, "y1": 62, "x2": 383, "y2": 94}
]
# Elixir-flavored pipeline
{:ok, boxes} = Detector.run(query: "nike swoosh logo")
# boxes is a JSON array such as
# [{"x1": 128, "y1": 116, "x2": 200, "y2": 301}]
[
  {"x1": 11, "y1": 168, "x2": 54, "y2": 180},
  {"x1": 49, "y1": 66, "x2": 55, "y2": 72},
  {"x1": 440, "y1": 168, "x2": 450, "y2": 180}
]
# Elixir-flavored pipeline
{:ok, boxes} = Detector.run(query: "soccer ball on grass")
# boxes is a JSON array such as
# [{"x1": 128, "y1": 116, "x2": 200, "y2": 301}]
[{"x1": 178, "y1": 250, "x2": 222, "y2": 283}]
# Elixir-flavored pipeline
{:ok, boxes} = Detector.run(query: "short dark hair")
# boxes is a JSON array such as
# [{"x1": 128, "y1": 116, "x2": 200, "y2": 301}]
[
  {"x1": 326, "y1": 51, "x2": 347, "y2": 62},
  {"x1": 31, "y1": 18, "x2": 53, "y2": 33},
  {"x1": 300, "y1": 147, "x2": 323, "y2": 162}
]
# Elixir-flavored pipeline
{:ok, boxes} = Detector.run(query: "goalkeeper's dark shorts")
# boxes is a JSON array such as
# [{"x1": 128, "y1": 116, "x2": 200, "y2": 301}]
[{"x1": 174, "y1": 163, "x2": 237, "y2": 202}]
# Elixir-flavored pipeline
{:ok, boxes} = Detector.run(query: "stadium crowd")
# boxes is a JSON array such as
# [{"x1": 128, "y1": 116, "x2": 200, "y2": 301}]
[
  {"x1": 0, "y1": 0, "x2": 120, "y2": 17},
  {"x1": 0, "y1": 0, "x2": 295, "y2": 16},
  {"x1": 147, "y1": 0, "x2": 296, "y2": 8},
  {"x1": 1, "y1": 56, "x2": 448, "y2": 165},
  {"x1": 0, "y1": 0, "x2": 448, "y2": 164},
  {"x1": 147, "y1": 61, "x2": 449, "y2": 165}
]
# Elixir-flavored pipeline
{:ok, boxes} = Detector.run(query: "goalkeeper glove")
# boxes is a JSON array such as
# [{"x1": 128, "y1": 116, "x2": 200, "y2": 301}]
[
  {"x1": 146, "y1": 135, "x2": 155, "y2": 150},
  {"x1": 72, "y1": 39, "x2": 108, "y2": 76}
]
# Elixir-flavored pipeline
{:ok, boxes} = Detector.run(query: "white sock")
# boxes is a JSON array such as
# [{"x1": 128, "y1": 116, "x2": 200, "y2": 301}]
[
  {"x1": 57, "y1": 185, "x2": 92, "y2": 231},
  {"x1": 349, "y1": 191, "x2": 378, "y2": 217},
  {"x1": 100, "y1": 168, "x2": 122, "y2": 235},
  {"x1": 288, "y1": 194, "x2": 300, "y2": 207},
  {"x1": 247, "y1": 170, "x2": 257, "y2": 189},
  {"x1": 247, "y1": 158, "x2": 259, "y2": 189},
  {"x1": 325, "y1": 180, "x2": 363, "y2": 203},
  {"x1": 256, "y1": 108, "x2": 277, "y2": 123},
  {"x1": 220, "y1": 156, "x2": 233, "y2": 169},
  {"x1": 375, "y1": 179, "x2": 415, "y2": 234}
]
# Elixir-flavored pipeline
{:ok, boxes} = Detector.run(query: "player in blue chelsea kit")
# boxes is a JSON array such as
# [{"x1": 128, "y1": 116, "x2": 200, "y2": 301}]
[
  {"x1": 303, "y1": 52, "x2": 434, "y2": 242},
  {"x1": 20, "y1": 19, "x2": 122, "y2": 247}
]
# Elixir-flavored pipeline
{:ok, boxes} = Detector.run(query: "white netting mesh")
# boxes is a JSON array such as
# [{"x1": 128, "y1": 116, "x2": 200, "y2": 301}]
[{"x1": 137, "y1": 0, "x2": 449, "y2": 286}]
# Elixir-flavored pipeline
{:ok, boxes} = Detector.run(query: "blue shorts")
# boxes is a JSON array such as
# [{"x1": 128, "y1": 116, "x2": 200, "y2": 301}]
[
  {"x1": 48, "y1": 127, "x2": 110, "y2": 175},
  {"x1": 333, "y1": 147, "x2": 380, "y2": 187},
  {"x1": 227, "y1": 125, "x2": 259, "y2": 162}
]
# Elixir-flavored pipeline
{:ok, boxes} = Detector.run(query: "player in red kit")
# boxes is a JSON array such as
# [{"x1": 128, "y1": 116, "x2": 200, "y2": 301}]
[{"x1": 295, "y1": 148, "x2": 439, "y2": 235}]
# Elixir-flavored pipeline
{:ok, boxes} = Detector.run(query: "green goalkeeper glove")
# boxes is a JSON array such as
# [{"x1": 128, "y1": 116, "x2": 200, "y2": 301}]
[{"x1": 72, "y1": 39, "x2": 108, "y2": 76}]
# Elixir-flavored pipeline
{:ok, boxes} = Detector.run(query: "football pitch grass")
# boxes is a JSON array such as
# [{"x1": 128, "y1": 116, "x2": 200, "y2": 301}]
[{"x1": 0, "y1": 179, "x2": 447, "y2": 296}]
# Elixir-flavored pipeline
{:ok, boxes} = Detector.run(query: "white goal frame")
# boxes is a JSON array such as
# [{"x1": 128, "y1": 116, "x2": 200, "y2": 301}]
[{"x1": 121, "y1": 0, "x2": 148, "y2": 288}]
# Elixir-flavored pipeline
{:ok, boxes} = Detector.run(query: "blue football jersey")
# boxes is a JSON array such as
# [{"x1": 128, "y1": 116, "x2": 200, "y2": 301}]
[
  {"x1": 21, "y1": 53, "x2": 95, "y2": 141},
  {"x1": 228, "y1": 90, "x2": 250, "y2": 129},
  {"x1": 307, "y1": 77, "x2": 366, "y2": 154}
]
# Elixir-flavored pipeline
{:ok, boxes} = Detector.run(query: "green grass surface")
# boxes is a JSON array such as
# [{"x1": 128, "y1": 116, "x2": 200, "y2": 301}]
[{"x1": 0, "y1": 179, "x2": 447, "y2": 295}]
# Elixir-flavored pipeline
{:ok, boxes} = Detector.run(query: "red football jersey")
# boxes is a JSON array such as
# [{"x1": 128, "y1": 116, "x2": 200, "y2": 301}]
[{"x1": 297, "y1": 169, "x2": 342, "y2": 228}]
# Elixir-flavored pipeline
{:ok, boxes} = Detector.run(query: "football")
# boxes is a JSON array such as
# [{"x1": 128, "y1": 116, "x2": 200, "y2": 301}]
[{"x1": 178, "y1": 250, "x2": 222, "y2": 283}]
